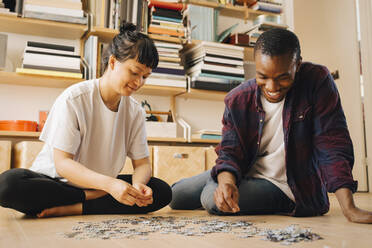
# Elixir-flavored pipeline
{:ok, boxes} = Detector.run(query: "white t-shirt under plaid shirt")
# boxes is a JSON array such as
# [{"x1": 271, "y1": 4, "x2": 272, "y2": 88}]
[{"x1": 30, "y1": 79, "x2": 149, "y2": 181}]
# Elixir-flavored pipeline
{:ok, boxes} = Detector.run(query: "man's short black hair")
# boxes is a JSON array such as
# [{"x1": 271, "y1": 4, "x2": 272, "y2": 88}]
[{"x1": 254, "y1": 28, "x2": 301, "y2": 62}]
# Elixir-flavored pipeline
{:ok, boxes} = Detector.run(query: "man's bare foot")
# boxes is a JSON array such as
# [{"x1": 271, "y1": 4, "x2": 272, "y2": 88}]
[
  {"x1": 84, "y1": 189, "x2": 108, "y2": 200},
  {"x1": 37, "y1": 203, "x2": 82, "y2": 218}
]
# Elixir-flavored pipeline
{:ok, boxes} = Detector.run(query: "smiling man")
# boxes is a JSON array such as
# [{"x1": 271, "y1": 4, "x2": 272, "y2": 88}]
[{"x1": 170, "y1": 28, "x2": 372, "y2": 223}]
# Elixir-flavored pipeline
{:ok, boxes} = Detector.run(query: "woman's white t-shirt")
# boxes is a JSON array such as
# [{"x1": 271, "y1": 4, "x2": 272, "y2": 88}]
[{"x1": 30, "y1": 79, "x2": 149, "y2": 180}]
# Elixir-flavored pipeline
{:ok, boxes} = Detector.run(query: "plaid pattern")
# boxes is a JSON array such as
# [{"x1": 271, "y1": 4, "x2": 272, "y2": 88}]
[{"x1": 211, "y1": 62, "x2": 358, "y2": 217}]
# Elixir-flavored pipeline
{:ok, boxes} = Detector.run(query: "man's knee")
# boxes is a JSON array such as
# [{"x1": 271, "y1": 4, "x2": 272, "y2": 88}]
[
  {"x1": 169, "y1": 178, "x2": 198, "y2": 210},
  {"x1": 200, "y1": 186, "x2": 224, "y2": 215}
]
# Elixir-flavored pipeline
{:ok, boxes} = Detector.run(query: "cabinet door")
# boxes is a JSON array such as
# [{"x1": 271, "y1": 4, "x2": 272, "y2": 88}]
[
  {"x1": 205, "y1": 146, "x2": 218, "y2": 171},
  {"x1": 13, "y1": 141, "x2": 44, "y2": 169},
  {"x1": 0, "y1": 141, "x2": 11, "y2": 173},
  {"x1": 153, "y1": 146, "x2": 205, "y2": 185},
  {"x1": 293, "y1": 0, "x2": 367, "y2": 190},
  {"x1": 120, "y1": 146, "x2": 153, "y2": 175}
]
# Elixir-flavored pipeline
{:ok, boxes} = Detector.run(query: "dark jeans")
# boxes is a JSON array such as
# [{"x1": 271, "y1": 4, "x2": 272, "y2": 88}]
[
  {"x1": 0, "y1": 168, "x2": 172, "y2": 216},
  {"x1": 170, "y1": 170, "x2": 295, "y2": 215}
]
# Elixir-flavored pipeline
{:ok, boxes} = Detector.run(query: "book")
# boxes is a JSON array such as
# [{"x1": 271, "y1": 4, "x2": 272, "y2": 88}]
[
  {"x1": 155, "y1": 41, "x2": 182, "y2": 50},
  {"x1": 16, "y1": 68, "x2": 83, "y2": 79},
  {"x1": 217, "y1": 23, "x2": 239, "y2": 43},
  {"x1": 27, "y1": 41, "x2": 75, "y2": 52},
  {"x1": 152, "y1": 67, "x2": 184, "y2": 76},
  {"x1": 251, "y1": 2, "x2": 283, "y2": 13},
  {"x1": 24, "y1": 10, "x2": 88, "y2": 24},
  {"x1": 148, "y1": 0, "x2": 184, "y2": 11},
  {"x1": 192, "y1": 133, "x2": 222, "y2": 140},
  {"x1": 24, "y1": 4, "x2": 85, "y2": 17},
  {"x1": 151, "y1": 15, "x2": 182, "y2": 23},
  {"x1": 191, "y1": 80, "x2": 241, "y2": 92},
  {"x1": 24, "y1": 0, "x2": 83, "y2": 10},
  {"x1": 151, "y1": 19, "x2": 184, "y2": 29},
  {"x1": 84, "y1": 35, "x2": 98, "y2": 79},
  {"x1": 196, "y1": 129, "x2": 221, "y2": 135},
  {"x1": 148, "y1": 26, "x2": 184, "y2": 37},
  {"x1": 186, "y1": 61, "x2": 244, "y2": 77},
  {"x1": 23, "y1": 64, "x2": 81, "y2": 73},
  {"x1": 146, "y1": 76, "x2": 186, "y2": 88},
  {"x1": 152, "y1": 7, "x2": 182, "y2": 20},
  {"x1": 149, "y1": 34, "x2": 183, "y2": 44},
  {"x1": 23, "y1": 52, "x2": 81, "y2": 70}
]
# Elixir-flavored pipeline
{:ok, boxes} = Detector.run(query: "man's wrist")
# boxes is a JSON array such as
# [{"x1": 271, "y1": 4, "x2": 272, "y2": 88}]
[{"x1": 217, "y1": 171, "x2": 236, "y2": 185}]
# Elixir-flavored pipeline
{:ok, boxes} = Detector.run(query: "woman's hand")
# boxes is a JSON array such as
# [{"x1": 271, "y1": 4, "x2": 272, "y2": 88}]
[
  {"x1": 107, "y1": 179, "x2": 147, "y2": 206},
  {"x1": 132, "y1": 183, "x2": 153, "y2": 207}
]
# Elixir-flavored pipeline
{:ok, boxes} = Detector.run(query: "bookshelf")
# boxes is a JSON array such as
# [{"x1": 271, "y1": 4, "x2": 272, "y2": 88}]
[
  {"x1": 180, "y1": 0, "x2": 280, "y2": 20},
  {"x1": 0, "y1": 13, "x2": 87, "y2": 39}
]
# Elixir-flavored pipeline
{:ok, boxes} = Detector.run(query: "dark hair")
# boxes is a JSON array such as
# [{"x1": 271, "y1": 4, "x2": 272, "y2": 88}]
[
  {"x1": 102, "y1": 22, "x2": 159, "y2": 73},
  {"x1": 254, "y1": 28, "x2": 301, "y2": 62}
]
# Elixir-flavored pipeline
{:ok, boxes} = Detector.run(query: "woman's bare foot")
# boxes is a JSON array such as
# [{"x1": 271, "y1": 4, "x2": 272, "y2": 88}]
[{"x1": 37, "y1": 203, "x2": 82, "y2": 218}]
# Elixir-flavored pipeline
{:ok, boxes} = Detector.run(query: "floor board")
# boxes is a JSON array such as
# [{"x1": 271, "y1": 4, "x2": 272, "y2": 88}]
[{"x1": 1, "y1": 193, "x2": 372, "y2": 248}]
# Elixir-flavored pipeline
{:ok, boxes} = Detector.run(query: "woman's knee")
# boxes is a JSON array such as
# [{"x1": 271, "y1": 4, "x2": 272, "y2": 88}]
[
  {"x1": 0, "y1": 169, "x2": 25, "y2": 206},
  {"x1": 150, "y1": 177, "x2": 172, "y2": 208}
]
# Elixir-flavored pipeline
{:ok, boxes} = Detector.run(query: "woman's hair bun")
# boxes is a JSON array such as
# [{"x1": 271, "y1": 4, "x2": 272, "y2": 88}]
[{"x1": 119, "y1": 22, "x2": 137, "y2": 35}]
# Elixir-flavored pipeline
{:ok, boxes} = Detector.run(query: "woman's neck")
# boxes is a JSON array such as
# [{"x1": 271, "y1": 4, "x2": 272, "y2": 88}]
[{"x1": 99, "y1": 73, "x2": 121, "y2": 112}]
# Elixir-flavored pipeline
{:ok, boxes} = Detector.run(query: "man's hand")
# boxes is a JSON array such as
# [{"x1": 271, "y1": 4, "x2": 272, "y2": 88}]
[
  {"x1": 107, "y1": 179, "x2": 147, "y2": 206},
  {"x1": 335, "y1": 187, "x2": 372, "y2": 224},
  {"x1": 214, "y1": 171, "x2": 240, "y2": 213},
  {"x1": 132, "y1": 183, "x2": 153, "y2": 207},
  {"x1": 214, "y1": 182, "x2": 240, "y2": 213}
]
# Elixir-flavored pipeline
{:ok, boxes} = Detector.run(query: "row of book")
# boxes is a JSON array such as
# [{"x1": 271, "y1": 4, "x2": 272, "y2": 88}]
[
  {"x1": 86, "y1": 0, "x2": 148, "y2": 31},
  {"x1": 17, "y1": 41, "x2": 83, "y2": 79}
]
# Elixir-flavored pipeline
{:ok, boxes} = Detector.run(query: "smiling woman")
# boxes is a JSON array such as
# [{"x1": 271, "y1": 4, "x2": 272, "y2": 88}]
[{"x1": 0, "y1": 22, "x2": 172, "y2": 218}]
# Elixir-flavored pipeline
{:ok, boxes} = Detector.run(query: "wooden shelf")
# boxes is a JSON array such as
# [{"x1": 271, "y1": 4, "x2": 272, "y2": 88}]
[
  {"x1": 135, "y1": 84, "x2": 186, "y2": 96},
  {"x1": 88, "y1": 27, "x2": 185, "y2": 44},
  {"x1": 181, "y1": 0, "x2": 280, "y2": 20},
  {"x1": 179, "y1": 88, "x2": 227, "y2": 101},
  {"x1": 0, "y1": 71, "x2": 83, "y2": 88},
  {"x1": 0, "y1": 71, "x2": 186, "y2": 95},
  {"x1": 147, "y1": 137, "x2": 187, "y2": 142},
  {"x1": 191, "y1": 138, "x2": 220, "y2": 144},
  {"x1": 89, "y1": 27, "x2": 118, "y2": 43},
  {"x1": 0, "y1": 131, "x2": 190, "y2": 143},
  {"x1": 0, "y1": 13, "x2": 86, "y2": 39},
  {"x1": 0, "y1": 131, "x2": 40, "y2": 138}
]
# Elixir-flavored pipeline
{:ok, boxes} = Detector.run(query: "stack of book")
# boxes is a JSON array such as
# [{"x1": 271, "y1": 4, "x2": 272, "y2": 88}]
[
  {"x1": 250, "y1": 0, "x2": 283, "y2": 14},
  {"x1": 22, "y1": 0, "x2": 87, "y2": 24},
  {"x1": 181, "y1": 41, "x2": 245, "y2": 92},
  {"x1": 17, "y1": 41, "x2": 83, "y2": 79},
  {"x1": 192, "y1": 129, "x2": 222, "y2": 140},
  {"x1": 148, "y1": 0, "x2": 186, "y2": 39},
  {"x1": 146, "y1": 0, "x2": 187, "y2": 88}
]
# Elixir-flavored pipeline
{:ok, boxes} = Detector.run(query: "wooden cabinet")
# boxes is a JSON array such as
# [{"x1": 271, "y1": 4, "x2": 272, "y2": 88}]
[
  {"x1": 205, "y1": 146, "x2": 218, "y2": 171},
  {"x1": 153, "y1": 146, "x2": 205, "y2": 185},
  {"x1": 13, "y1": 141, "x2": 44, "y2": 169},
  {"x1": 0, "y1": 141, "x2": 11, "y2": 173}
]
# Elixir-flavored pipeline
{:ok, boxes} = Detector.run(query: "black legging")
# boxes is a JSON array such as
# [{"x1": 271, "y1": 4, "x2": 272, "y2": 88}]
[{"x1": 0, "y1": 168, "x2": 172, "y2": 216}]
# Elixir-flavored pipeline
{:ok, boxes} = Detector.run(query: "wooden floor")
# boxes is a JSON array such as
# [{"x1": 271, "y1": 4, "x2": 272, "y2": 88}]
[{"x1": 1, "y1": 193, "x2": 372, "y2": 248}]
